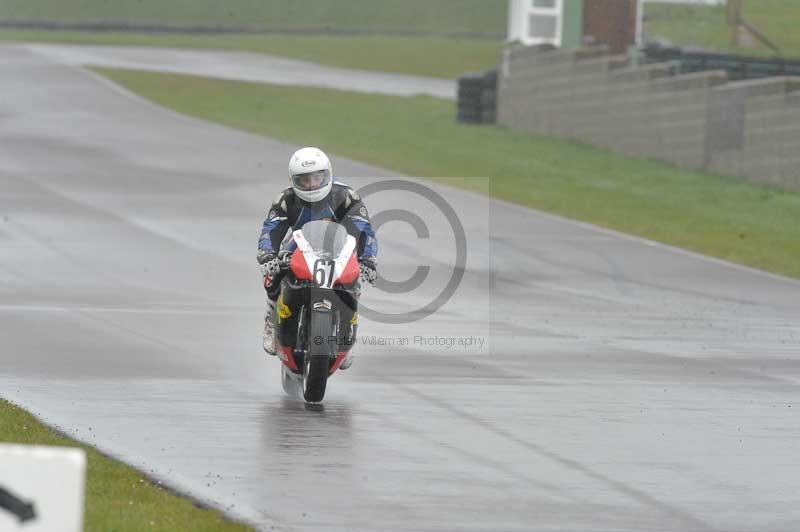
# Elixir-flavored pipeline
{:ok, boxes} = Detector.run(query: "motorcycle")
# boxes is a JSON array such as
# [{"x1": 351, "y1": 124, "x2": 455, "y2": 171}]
[{"x1": 271, "y1": 220, "x2": 362, "y2": 403}]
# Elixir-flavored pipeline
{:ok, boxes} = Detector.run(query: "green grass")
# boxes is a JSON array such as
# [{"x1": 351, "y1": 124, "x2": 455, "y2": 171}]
[
  {"x1": 645, "y1": 1, "x2": 800, "y2": 57},
  {"x1": 0, "y1": 30, "x2": 502, "y2": 78},
  {"x1": 96, "y1": 68, "x2": 800, "y2": 279},
  {"x1": 0, "y1": 0, "x2": 506, "y2": 78},
  {"x1": 0, "y1": 400, "x2": 252, "y2": 531},
  {"x1": 0, "y1": 0, "x2": 507, "y2": 36}
]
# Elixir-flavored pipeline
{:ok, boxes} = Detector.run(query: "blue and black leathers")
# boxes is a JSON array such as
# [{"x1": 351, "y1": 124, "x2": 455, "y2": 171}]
[{"x1": 258, "y1": 181, "x2": 378, "y2": 299}]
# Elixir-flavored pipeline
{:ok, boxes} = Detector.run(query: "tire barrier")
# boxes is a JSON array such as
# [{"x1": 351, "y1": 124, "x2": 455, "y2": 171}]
[{"x1": 456, "y1": 68, "x2": 498, "y2": 124}]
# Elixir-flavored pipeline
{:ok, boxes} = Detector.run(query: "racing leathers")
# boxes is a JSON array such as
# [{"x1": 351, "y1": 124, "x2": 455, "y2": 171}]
[{"x1": 257, "y1": 181, "x2": 378, "y2": 302}]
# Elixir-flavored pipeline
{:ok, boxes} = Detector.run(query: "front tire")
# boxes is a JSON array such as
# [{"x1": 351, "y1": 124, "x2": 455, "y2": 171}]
[{"x1": 302, "y1": 310, "x2": 334, "y2": 403}]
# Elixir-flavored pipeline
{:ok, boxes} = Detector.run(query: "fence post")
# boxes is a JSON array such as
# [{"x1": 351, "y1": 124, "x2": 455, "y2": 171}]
[{"x1": 727, "y1": 0, "x2": 742, "y2": 47}]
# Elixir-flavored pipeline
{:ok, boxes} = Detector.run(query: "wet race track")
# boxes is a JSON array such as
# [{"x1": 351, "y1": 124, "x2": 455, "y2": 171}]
[{"x1": 2, "y1": 45, "x2": 800, "y2": 531}]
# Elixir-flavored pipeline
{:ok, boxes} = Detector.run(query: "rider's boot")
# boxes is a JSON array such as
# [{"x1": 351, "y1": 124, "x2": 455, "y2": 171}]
[
  {"x1": 263, "y1": 299, "x2": 277, "y2": 356},
  {"x1": 339, "y1": 351, "x2": 354, "y2": 370}
]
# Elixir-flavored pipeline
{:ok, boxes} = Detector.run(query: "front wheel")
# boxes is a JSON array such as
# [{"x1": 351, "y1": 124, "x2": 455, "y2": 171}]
[{"x1": 302, "y1": 309, "x2": 334, "y2": 402}]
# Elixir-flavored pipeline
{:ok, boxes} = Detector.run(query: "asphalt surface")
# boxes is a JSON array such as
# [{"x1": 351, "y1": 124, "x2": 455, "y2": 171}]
[
  {"x1": 2, "y1": 44, "x2": 800, "y2": 531},
  {"x1": 25, "y1": 43, "x2": 456, "y2": 100}
]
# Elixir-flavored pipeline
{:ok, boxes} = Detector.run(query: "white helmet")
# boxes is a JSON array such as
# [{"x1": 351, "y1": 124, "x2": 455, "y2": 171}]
[{"x1": 288, "y1": 147, "x2": 333, "y2": 203}]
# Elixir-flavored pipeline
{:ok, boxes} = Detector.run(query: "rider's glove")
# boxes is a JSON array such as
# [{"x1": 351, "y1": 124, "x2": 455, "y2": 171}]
[
  {"x1": 257, "y1": 249, "x2": 274, "y2": 265},
  {"x1": 359, "y1": 257, "x2": 378, "y2": 286},
  {"x1": 257, "y1": 250, "x2": 281, "y2": 277},
  {"x1": 263, "y1": 258, "x2": 282, "y2": 277}
]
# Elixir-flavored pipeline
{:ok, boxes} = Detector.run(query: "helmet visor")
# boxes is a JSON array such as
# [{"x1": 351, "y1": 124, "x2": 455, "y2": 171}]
[{"x1": 291, "y1": 169, "x2": 331, "y2": 191}]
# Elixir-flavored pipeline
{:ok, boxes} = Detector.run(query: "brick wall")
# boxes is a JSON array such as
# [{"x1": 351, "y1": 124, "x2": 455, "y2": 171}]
[{"x1": 497, "y1": 45, "x2": 800, "y2": 190}]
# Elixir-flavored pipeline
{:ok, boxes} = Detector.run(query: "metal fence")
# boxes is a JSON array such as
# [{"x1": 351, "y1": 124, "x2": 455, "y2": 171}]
[{"x1": 643, "y1": 42, "x2": 800, "y2": 81}]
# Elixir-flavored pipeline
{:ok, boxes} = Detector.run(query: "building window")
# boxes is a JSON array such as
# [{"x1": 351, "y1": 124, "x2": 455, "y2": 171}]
[
  {"x1": 526, "y1": 0, "x2": 562, "y2": 44},
  {"x1": 529, "y1": 14, "x2": 558, "y2": 39}
]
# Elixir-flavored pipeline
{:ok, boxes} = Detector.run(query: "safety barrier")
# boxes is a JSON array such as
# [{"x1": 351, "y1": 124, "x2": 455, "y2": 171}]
[
  {"x1": 456, "y1": 69, "x2": 498, "y2": 124},
  {"x1": 494, "y1": 43, "x2": 800, "y2": 190},
  {"x1": 643, "y1": 42, "x2": 800, "y2": 81}
]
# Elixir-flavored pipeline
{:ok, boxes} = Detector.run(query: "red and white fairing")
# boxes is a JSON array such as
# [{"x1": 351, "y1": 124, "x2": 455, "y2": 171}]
[{"x1": 289, "y1": 228, "x2": 359, "y2": 287}]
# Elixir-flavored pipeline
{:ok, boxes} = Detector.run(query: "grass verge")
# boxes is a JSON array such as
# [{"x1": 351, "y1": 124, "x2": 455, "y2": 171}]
[
  {"x1": 96, "y1": 68, "x2": 800, "y2": 279},
  {"x1": 0, "y1": 30, "x2": 502, "y2": 79},
  {"x1": 0, "y1": 0, "x2": 507, "y2": 36},
  {"x1": 0, "y1": 399, "x2": 252, "y2": 532},
  {"x1": 644, "y1": 1, "x2": 800, "y2": 57}
]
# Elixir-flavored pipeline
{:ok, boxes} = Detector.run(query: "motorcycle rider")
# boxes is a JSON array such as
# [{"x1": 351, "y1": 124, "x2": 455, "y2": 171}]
[{"x1": 257, "y1": 147, "x2": 378, "y2": 368}]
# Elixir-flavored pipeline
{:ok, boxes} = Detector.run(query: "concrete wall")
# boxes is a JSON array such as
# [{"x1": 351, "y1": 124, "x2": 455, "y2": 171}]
[
  {"x1": 497, "y1": 45, "x2": 800, "y2": 190},
  {"x1": 706, "y1": 78, "x2": 800, "y2": 189}
]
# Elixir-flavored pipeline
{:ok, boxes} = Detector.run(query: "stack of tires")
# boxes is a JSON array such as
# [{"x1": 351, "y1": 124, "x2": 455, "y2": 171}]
[{"x1": 457, "y1": 68, "x2": 498, "y2": 124}]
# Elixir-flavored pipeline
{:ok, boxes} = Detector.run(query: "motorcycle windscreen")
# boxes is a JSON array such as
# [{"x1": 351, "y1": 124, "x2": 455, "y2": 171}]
[{"x1": 299, "y1": 220, "x2": 350, "y2": 260}]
